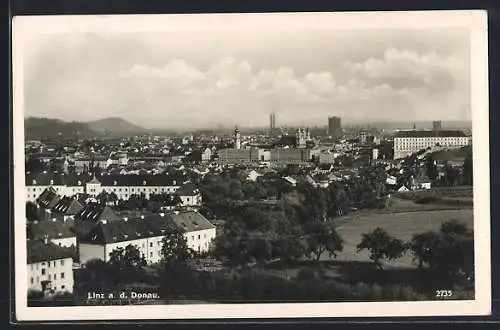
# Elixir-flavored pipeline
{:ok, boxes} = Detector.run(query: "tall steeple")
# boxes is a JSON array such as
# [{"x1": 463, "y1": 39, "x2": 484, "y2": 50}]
[{"x1": 234, "y1": 126, "x2": 241, "y2": 150}]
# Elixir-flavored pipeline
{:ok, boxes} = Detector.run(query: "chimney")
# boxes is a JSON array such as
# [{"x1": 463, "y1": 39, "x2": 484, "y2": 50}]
[{"x1": 43, "y1": 234, "x2": 48, "y2": 245}]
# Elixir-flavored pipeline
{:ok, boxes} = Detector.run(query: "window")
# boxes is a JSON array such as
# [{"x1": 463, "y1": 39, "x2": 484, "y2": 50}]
[
  {"x1": 41, "y1": 269, "x2": 46, "y2": 275},
  {"x1": 54, "y1": 274, "x2": 57, "y2": 280},
  {"x1": 142, "y1": 243, "x2": 145, "y2": 248},
  {"x1": 198, "y1": 235, "x2": 201, "y2": 240},
  {"x1": 48, "y1": 274, "x2": 52, "y2": 280},
  {"x1": 60, "y1": 259, "x2": 65, "y2": 266},
  {"x1": 48, "y1": 262, "x2": 51, "y2": 268},
  {"x1": 61, "y1": 272, "x2": 65, "y2": 279},
  {"x1": 30, "y1": 277, "x2": 34, "y2": 284},
  {"x1": 150, "y1": 242, "x2": 153, "y2": 248},
  {"x1": 150, "y1": 252, "x2": 153, "y2": 257},
  {"x1": 36, "y1": 276, "x2": 39, "y2": 283}
]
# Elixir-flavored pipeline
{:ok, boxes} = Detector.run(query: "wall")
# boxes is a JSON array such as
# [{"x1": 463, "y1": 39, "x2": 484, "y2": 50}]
[
  {"x1": 79, "y1": 243, "x2": 106, "y2": 264},
  {"x1": 27, "y1": 257, "x2": 74, "y2": 294},
  {"x1": 51, "y1": 236, "x2": 77, "y2": 248}
]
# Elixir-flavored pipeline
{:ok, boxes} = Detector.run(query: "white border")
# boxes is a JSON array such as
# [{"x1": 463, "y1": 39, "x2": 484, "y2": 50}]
[{"x1": 13, "y1": 10, "x2": 491, "y2": 321}]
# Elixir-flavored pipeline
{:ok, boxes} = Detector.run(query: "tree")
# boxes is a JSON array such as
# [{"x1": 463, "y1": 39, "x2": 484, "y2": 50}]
[
  {"x1": 410, "y1": 220, "x2": 474, "y2": 281},
  {"x1": 356, "y1": 227, "x2": 407, "y2": 269},
  {"x1": 304, "y1": 221, "x2": 344, "y2": 262},
  {"x1": 463, "y1": 152, "x2": 473, "y2": 185},
  {"x1": 426, "y1": 156, "x2": 438, "y2": 183},
  {"x1": 161, "y1": 229, "x2": 192, "y2": 264},
  {"x1": 159, "y1": 229, "x2": 195, "y2": 297},
  {"x1": 26, "y1": 201, "x2": 40, "y2": 222},
  {"x1": 108, "y1": 244, "x2": 147, "y2": 283}
]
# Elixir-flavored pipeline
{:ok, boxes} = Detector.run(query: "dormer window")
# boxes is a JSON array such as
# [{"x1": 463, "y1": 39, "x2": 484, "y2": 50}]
[
  {"x1": 33, "y1": 180, "x2": 37, "y2": 185},
  {"x1": 114, "y1": 181, "x2": 117, "y2": 186},
  {"x1": 50, "y1": 180, "x2": 54, "y2": 185},
  {"x1": 143, "y1": 180, "x2": 147, "y2": 185}
]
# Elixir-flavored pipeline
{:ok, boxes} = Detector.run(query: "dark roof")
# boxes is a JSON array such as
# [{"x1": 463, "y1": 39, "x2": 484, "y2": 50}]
[
  {"x1": 28, "y1": 219, "x2": 75, "y2": 240},
  {"x1": 27, "y1": 240, "x2": 76, "y2": 264},
  {"x1": 79, "y1": 211, "x2": 215, "y2": 244},
  {"x1": 25, "y1": 172, "x2": 186, "y2": 187},
  {"x1": 96, "y1": 174, "x2": 185, "y2": 187},
  {"x1": 170, "y1": 211, "x2": 216, "y2": 232},
  {"x1": 51, "y1": 197, "x2": 84, "y2": 215},
  {"x1": 394, "y1": 130, "x2": 466, "y2": 138},
  {"x1": 71, "y1": 204, "x2": 121, "y2": 237},
  {"x1": 36, "y1": 188, "x2": 61, "y2": 209},
  {"x1": 80, "y1": 213, "x2": 179, "y2": 244},
  {"x1": 176, "y1": 183, "x2": 199, "y2": 196},
  {"x1": 26, "y1": 172, "x2": 65, "y2": 186}
]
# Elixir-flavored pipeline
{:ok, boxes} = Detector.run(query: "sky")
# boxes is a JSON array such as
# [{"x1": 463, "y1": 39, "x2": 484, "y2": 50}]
[{"x1": 20, "y1": 14, "x2": 472, "y2": 130}]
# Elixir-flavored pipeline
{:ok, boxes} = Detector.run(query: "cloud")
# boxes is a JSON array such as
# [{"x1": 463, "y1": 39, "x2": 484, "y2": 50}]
[
  {"x1": 119, "y1": 57, "x2": 336, "y2": 101},
  {"x1": 343, "y1": 47, "x2": 468, "y2": 92}
]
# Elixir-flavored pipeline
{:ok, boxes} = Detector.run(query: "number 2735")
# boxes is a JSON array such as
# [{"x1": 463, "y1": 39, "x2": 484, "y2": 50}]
[{"x1": 435, "y1": 290, "x2": 453, "y2": 298}]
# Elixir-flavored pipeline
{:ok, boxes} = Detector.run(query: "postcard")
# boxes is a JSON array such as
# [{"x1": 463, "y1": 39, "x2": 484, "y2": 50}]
[{"x1": 12, "y1": 10, "x2": 490, "y2": 321}]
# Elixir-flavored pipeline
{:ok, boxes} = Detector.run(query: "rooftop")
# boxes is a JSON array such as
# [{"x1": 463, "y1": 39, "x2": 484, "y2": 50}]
[
  {"x1": 27, "y1": 240, "x2": 76, "y2": 264},
  {"x1": 394, "y1": 130, "x2": 467, "y2": 138}
]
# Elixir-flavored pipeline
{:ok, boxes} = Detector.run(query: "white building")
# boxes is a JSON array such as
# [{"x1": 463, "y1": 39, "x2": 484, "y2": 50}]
[
  {"x1": 76, "y1": 211, "x2": 216, "y2": 265},
  {"x1": 393, "y1": 130, "x2": 469, "y2": 159},
  {"x1": 26, "y1": 172, "x2": 187, "y2": 202},
  {"x1": 27, "y1": 240, "x2": 75, "y2": 294}
]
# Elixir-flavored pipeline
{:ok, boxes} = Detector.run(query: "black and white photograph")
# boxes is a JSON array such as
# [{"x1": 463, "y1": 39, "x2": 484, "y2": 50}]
[{"x1": 12, "y1": 10, "x2": 490, "y2": 321}]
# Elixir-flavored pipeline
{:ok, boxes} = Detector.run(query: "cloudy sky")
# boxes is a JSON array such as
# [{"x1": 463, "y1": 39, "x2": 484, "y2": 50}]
[{"x1": 21, "y1": 16, "x2": 471, "y2": 130}]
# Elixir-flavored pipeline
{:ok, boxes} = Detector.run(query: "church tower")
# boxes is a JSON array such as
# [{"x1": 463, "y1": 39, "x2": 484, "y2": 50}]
[{"x1": 234, "y1": 126, "x2": 241, "y2": 150}]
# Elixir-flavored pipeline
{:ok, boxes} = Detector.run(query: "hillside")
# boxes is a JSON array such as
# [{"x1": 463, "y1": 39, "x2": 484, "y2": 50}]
[
  {"x1": 87, "y1": 117, "x2": 146, "y2": 135},
  {"x1": 24, "y1": 117, "x2": 97, "y2": 140}
]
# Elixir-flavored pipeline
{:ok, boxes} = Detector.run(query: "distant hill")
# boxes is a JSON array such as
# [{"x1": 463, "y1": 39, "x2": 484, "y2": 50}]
[
  {"x1": 24, "y1": 117, "x2": 97, "y2": 140},
  {"x1": 87, "y1": 117, "x2": 146, "y2": 135}
]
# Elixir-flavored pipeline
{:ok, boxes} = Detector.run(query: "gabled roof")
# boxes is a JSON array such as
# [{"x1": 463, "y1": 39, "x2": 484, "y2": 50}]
[
  {"x1": 170, "y1": 211, "x2": 215, "y2": 233},
  {"x1": 28, "y1": 219, "x2": 75, "y2": 241},
  {"x1": 176, "y1": 182, "x2": 199, "y2": 196},
  {"x1": 51, "y1": 197, "x2": 84, "y2": 215},
  {"x1": 80, "y1": 213, "x2": 179, "y2": 244},
  {"x1": 71, "y1": 204, "x2": 121, "y2": 237},
  {"x1": 36, "y1": 187, "x2": 61, "y2": 209},
  {"x1": 27, "y1": 240, "x2": 76, "y2": 264}
]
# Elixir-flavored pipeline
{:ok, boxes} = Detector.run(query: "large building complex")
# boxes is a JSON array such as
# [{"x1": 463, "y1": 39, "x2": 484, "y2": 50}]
[
  {"x1": 393, "y1": 130, "x2": 469, "y2": 159},
  {"x1": 328, "y1": 116, "x2": 342, "y2": 138}
]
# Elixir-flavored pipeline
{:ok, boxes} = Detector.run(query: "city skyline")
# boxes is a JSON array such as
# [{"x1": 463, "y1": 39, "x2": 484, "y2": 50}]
[{"x1": 20, "y1": 14, "x2": 471, "y2": 130}]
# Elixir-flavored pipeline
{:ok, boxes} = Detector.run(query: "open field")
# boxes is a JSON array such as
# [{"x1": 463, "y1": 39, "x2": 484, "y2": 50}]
[{"x1": 328, "y1": 209, "x2": 473, "y2": 268}]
